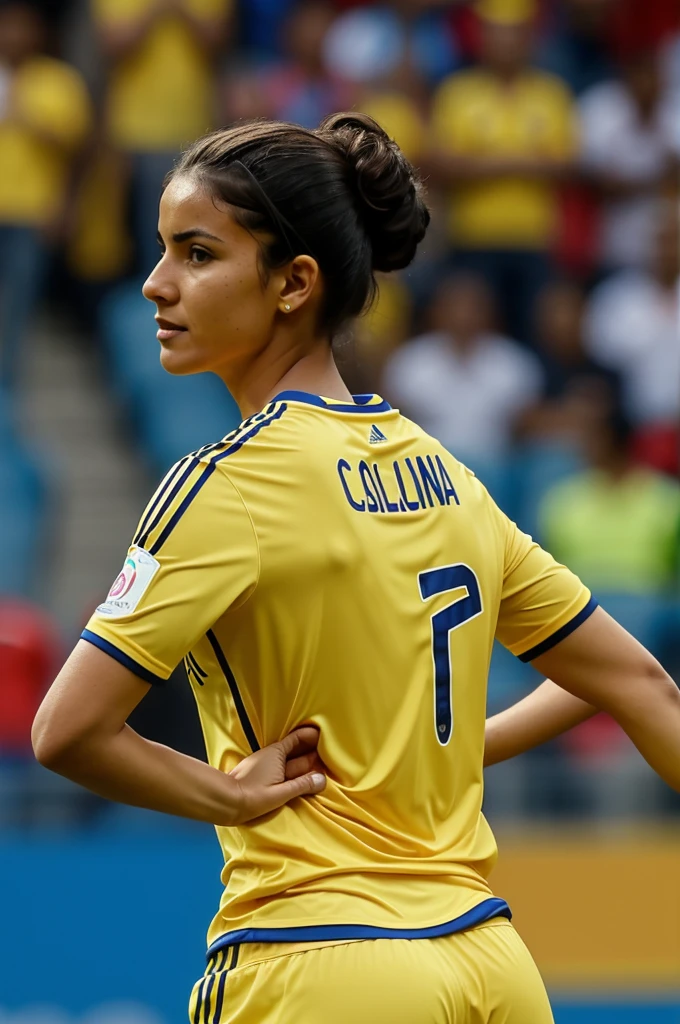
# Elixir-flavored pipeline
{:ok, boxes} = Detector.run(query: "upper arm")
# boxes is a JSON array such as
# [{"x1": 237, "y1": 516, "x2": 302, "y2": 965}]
[
  {"x1": 83, "y1": 458, "x2": 259, "y2": 683},
  {"x1": 529, "y1": 605, "x2": 675, "y2": 715},
  {"x1": 32, "y1": 640, "x2": 151, "y2": 763},
  {"x1": 35, "y1": 459, "x2": 258, "y2": 756}
]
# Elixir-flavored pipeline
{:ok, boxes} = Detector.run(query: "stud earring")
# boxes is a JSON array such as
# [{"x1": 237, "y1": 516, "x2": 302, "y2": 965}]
[{"x1": 284, "y1": 303, "x2": 291, "y2": 312}]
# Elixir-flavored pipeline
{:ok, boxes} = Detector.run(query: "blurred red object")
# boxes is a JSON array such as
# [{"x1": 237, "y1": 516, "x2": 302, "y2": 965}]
[
  {"x1": 632, "y1": 423, "x2": 680, "y2": 477},
  {"x1": 608, "y1": 0, "x2": 680, "y2": 59},
  {"x1": 0, "y1": 600, "x2": 62, "y2": 755},
  {"x1": 554, "y1": 183, "x2": 601, "y2": 278},
  {"x1": 560, "y1": 713, "x2": 625, "y2": 757}
]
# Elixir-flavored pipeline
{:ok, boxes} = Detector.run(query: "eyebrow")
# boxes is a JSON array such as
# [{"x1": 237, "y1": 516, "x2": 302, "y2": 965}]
[{"x1": 157, "y1": 228, "x2": 224, "y2": 245}]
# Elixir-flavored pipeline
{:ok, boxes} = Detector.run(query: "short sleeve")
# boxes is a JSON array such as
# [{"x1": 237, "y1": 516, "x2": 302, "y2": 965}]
[
  {"x1": 82, "y1": 458, "x2": 259, "y2": 683},
  {"x1": 495, "y1": 510, "x2": 596, "y2": 662}
]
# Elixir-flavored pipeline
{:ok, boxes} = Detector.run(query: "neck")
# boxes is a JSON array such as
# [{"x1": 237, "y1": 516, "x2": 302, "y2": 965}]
[{"x1": 218, "y1": 333, "x2": 353, "y2": 418}]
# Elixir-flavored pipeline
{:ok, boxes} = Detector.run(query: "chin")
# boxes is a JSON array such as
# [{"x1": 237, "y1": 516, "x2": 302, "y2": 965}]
[{"x1": 158, "y1": 345, "x2": 205, "y2": 376}]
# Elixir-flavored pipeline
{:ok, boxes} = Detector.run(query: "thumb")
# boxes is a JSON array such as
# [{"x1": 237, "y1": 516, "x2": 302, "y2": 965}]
[{"x1": 279, "y1": 771, "x2": 326, "y2": 802}]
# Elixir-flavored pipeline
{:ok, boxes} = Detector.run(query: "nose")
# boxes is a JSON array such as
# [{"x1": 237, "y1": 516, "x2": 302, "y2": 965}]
[{"x1": 142, "y1": 254, "x2": 180, "y2": 306}]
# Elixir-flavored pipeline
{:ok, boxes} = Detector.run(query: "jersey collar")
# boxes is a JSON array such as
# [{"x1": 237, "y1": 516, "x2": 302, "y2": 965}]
[{"x1": 273, "y1": 390, "x2": 392, "y2": 414}]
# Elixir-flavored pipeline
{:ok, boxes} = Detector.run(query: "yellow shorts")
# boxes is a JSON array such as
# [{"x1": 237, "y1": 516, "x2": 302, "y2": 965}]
[{"x1": 189, "y1": 917, "x2": 553, "y2": 1023}]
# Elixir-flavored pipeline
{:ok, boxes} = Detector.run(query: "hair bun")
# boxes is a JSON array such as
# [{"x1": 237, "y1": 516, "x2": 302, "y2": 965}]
[{"x1": 318, "y1": 111, "x2": 430, "y2": 274}]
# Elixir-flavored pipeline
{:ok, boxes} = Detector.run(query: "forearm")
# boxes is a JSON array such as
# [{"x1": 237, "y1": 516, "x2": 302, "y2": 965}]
[
  {"x1": 484, "y1": 679, "x2": 597, "y2": 767},
  {"x1": 601, "y1": 671, "x2": 680, "y2": 792},
  {"x1": 39, "y1": 724, "x2": 240, "y2": 826},
  {"x1": 531, "y1": 608, "x2": 680, "y2": 792}
]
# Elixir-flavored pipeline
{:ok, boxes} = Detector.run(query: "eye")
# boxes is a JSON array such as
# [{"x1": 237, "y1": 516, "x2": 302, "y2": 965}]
[{"x1": 189, "y1": 246, "x2": 212, "y2": 265}]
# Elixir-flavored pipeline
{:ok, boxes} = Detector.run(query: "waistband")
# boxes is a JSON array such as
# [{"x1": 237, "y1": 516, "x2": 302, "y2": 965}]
[
  {"x1": 204, "y1": 914, "x2": 514, "y2": 978},
  {"x1": 206, "y1": 896, "x2": 512, "y2": 962}
]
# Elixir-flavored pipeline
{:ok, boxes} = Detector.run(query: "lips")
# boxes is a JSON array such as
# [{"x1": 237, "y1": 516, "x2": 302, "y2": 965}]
[{"x1": 155, "y1": 317, "x2": 188, "y2": 340}]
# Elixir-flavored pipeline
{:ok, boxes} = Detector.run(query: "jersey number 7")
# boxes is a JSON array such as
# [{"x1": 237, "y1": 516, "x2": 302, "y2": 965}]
[{"x1": 418, "y1": 564, "x2": 483, "y2": 746}]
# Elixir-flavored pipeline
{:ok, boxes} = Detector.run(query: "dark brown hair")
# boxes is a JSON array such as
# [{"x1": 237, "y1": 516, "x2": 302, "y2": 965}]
[{"x1": 169, "y1": 112, "x2": 430, "y2": 335}]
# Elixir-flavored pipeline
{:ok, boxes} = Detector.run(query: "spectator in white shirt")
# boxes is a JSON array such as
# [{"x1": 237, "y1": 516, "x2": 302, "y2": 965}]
[
  {"x1": 579, "y1": 50, "x2": 678, "y2": 270},
  {"x1": 585, "y1": 213, "x2": 680, "y2": 433},
  {"x1": 381, "y1": 272, "x2": 544, "y2": 465}
]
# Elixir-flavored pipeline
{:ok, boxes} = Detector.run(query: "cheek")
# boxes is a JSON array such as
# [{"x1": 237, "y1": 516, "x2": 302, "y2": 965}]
[{"x1": 197, "y1": 265, "x2": 272, "y2": 345}]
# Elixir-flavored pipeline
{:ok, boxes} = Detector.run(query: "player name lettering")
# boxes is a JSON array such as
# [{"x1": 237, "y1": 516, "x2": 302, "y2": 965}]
[{"x1": 337, "y1": 455, "x2": 460, "y2": 514}]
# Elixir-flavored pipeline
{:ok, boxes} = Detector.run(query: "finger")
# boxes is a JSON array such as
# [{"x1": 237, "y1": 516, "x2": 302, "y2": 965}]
[
  {"x1": 278, "y1": 726, "x2": 320, "y2": 759},
  {"x1": 279, "y1": 771, "x2": 326, "y2": 801},
  {"x1": 285, "y1": 751, "x2": 324, "y2": 780},
  {"x1": 257, "y1": 771, "x2": 327, "y2": 816}
]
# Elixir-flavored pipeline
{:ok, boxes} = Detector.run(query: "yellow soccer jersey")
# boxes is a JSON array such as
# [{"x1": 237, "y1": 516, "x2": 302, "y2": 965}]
[{"x1": 83, "y1": 391, "x2": 595, "y2": 956}]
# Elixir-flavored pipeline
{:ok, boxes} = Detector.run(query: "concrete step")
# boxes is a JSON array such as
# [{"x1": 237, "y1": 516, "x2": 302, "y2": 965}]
[{"x1": 18, "y1": 315, "x2": 149, "y2": 632}]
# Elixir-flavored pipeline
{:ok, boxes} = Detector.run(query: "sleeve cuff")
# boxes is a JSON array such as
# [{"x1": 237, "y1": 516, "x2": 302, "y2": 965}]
[
  {"x1": 81, "y1": 629, "x2": 167, "y2": 684},
  {"x1": 517, "y1": 597, "x2": 599, "y2": 663}
]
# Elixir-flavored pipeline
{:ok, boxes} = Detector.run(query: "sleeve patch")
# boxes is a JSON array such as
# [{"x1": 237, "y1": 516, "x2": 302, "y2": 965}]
[{"x1": 96, "y1": 546, "x2": 160, "y2": 618}]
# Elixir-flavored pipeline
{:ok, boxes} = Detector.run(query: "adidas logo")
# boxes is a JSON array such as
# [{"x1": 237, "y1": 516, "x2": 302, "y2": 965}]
[{"x1": 369, "y1": 424, "x2": 388, "y2": 444}]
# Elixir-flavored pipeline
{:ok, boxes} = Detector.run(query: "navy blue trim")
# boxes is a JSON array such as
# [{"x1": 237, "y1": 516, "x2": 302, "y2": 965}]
[
  {"x1": 190, "y1": 404, "x2": 277, "y2": 461},
  {"x1": 518, "y1": 597, "x2": 599, "y2": 663},
  {"x1": 209, "y1": 403, "x2": 288, "y2": 463},
  {"x1": 211, "y1": 945, "x2": 238, "y2": 1023},
  {"x1": 143, "y1": 405, "x2": 288, "y2": 555},
  {"x1": 273, "y1": 390, "x2": 391, "y2": 414},
  {"x1": 81, "y1": 629, "x2": 166, "y2": 684},
  {"x1": 206, "y1": 898, "x2": 511, "y2": 958},
  {"x1": 206, "y1": 630, "x2": 260, "y2": 752},
  {"x1": 201, "y1": 975, "x2": 215, "y2": 1024},
  {"x1": 148, "y1": 462, "x2": 216, "y2": 556},
  {"x1": 188, "y1": 651, "x2": 207, "y2": 678},
  {"x1": 133, "y1": 456, "x2": 191, "y2": 548},
  {"x1": 136, "y1": 402, "x2": 285, "y2": 549},
  {"x1": 212, "y1": 967, "x2": 227, "y2": 1023},
  {"x1": 136, "y1": 456, "x2": 198, "y2": 550},
  {"x1": 193, "y1": 976, "x2": 204, "y2": 1024},
  {"x1": 185, "y1": 657, "x2": 204, "y2": 687}
]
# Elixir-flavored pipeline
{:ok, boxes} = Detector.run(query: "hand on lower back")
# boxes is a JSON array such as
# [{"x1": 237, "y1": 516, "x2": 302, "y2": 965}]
[{"x1": 227, "y1": 726, "x2": 326, "y2": 823}]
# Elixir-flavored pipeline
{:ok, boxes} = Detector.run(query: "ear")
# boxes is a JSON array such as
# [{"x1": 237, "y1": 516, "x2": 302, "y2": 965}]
[{"x1": 276, "y1": 255, "x2": 320, "y2": 315}]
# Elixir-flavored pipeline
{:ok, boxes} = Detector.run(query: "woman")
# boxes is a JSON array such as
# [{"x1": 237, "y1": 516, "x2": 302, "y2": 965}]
[{"x1": 32, "y1": 114, "x2": 680, "y2": 1024}]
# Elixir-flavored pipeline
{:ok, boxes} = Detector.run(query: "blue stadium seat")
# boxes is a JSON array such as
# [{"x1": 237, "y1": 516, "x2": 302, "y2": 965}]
[
  {"x1": 512, "y1": 440, "x2": 584, "y2": 540},
  {"x1": 99, "y1": 280, "x2": 242, "y2": 473},
  {"x1": 0, "y1": 390, "x2": 48, "y2": 597},
  {"x1": 459, "y1": 455, "x2": 516, "y2": 521},
  {"x1": 136, "y1": 370, "x2": 243, "y2": 473}
]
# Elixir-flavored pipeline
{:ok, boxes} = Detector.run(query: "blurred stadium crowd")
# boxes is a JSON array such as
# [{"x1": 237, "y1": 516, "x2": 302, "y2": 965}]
[{"x1": 0, "y1": 0, "x2": 678, "y2": 827}]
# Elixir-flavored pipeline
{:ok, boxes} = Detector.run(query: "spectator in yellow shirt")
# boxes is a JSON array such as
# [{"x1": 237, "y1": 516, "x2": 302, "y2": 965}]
[
  {"x1": 429, "y1": 0, "x2": 578, "y2": 346},
  {"x1": 92, "y1": 0, "x2": 231, "y2": 271},
  {"x1": 0, "y1": 2, "x2": 92, "y2": 387}
]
